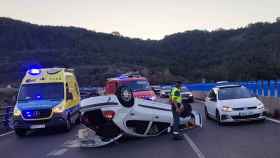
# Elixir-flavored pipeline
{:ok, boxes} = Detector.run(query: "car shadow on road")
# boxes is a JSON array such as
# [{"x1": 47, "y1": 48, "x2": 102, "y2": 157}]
[
  {"x1": 219, "y1": 119, "x2": 266, "y2": 127},
  {"x1": 17, "y1": 126, "x2": 80, "y2": 138}
]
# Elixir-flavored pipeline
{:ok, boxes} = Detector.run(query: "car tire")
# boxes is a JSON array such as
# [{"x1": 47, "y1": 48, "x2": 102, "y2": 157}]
[
  {"x1": 116, "y1": 86, "x2": 134, "y2": 108},
  {"x1": 189, "y1": 97, "x2": 194, "y2": 103},
  {"x1": 216, "y1": 110, "x2": 222, "y2": 125},
  {"x1": 15, "y1": 128, "x2": 27, "y2": 137},
  {"x1": 257, "y1": 118, "x2": 266, "y2": 123},
  {"x1": 204, "y1": 107, "x2": 210, "y2": 119}
]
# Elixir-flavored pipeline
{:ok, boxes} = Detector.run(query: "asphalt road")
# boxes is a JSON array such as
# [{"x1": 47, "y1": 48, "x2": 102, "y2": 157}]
[{"x1": 1, "y1": 101, "x2": 280, "y2": 158}]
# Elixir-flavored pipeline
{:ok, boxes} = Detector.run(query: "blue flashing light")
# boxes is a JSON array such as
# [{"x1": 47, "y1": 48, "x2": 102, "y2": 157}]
[
  {"x1": 118, "y1": 76, "x2": 128, "y2": 79},
  {"x1": 28, "y1": 69, "x2": 41, "y2": 75},
  {"x1": 25, "y1": 111, "x2": 32, "y2": 117}
]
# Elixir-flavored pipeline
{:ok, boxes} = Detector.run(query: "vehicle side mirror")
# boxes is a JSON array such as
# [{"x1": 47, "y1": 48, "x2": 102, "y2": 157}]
[{"x1": 67, "y1": 92, "x2": 73, "y2": 100}]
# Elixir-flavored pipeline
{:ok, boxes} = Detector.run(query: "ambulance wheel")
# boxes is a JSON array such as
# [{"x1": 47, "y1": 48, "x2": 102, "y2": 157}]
[
  {"x1": 64, "y1": 117, "x2": 72, "y2": 132},
  {"x1": 15, "y1": 128, "x2": 27, "y2": 137},
  {"x1": 116, "y1": 86, "x2": 134, "y2": 108}
]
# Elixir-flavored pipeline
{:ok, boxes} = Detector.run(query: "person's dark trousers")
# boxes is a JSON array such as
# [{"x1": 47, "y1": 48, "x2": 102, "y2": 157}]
[{"x1": 171, "y1": 105, "x2": 180, "y2": 135}]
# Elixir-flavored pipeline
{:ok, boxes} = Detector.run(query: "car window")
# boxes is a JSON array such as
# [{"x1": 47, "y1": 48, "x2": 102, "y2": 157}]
[
  {"x1": 161, "y1": 86, "x2": 172, "y2": 90},
  {"x1": 18, "y1": 83, "x2": 64, "y2": 101},
  {"x1": 121, "y1": 80, "x2": 152, "y2": 92},
  {"x1": 218, "y1": 86, "x2": 253, "y2": 100},
  {"x1": 208, "y1": 90, "x2": 216, "y2": 99},
  {"x1": 181, "y1": 87, "x2": 190, "y2": 92}
]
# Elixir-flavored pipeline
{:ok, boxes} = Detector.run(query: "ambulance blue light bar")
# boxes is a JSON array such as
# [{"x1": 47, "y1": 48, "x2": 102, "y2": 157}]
[{"x1": 28, "y1": 69, "x2": 41, "y2": 75}]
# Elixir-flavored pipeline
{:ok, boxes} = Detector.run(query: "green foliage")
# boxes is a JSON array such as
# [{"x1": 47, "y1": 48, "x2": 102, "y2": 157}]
[{"x1": 0, "y1": 17, "x2": 280, "y2": 86}]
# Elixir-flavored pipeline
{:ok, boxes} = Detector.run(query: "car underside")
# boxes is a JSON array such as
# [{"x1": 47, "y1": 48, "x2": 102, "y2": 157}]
[{"x1": 78, "y1": 86, "x2": 202, "y2": 147}]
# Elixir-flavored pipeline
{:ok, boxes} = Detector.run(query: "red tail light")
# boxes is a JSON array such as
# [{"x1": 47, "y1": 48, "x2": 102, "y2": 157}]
[{"x1": 102, "y1": 111, "x2": 115, "y2": 120}]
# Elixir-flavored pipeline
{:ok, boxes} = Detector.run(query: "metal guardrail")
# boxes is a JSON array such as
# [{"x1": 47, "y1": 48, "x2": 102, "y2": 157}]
[
  {"x1": 159, "y1": 80, "x2": 280, "y2": 97},
  {"x1": 0, "y1": 106, "x2": 14, "y2": 130}
]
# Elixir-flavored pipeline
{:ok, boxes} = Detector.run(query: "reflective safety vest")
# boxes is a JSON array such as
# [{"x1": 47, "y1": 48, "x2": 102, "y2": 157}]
[{"x1": 170, "y1": 87, "x2": 182, "y2": 104}]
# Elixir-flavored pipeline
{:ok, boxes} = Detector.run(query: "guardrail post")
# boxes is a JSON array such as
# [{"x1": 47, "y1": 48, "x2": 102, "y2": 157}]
[
  {"x1": 278, "y1": 80, "x2": 280, "y2": 97},
  {"x1": 257, "y1": 80, "x2": 262, "y2": 96},
  {"x1": 263, "y1": 80, "x2": 268, "y2": 96},
  {"x1": 3, "y1": 106, "x2": 12, "y2": 129},
  {"x1": 4, "y1": 107, "x2": 9, "y2": 128},
  {"x1": 270, "y1": 80, "x2": 275, "y2": 97}
]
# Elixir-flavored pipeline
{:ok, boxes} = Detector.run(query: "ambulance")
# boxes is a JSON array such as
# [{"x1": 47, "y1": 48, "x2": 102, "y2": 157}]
[{"x1": 13, "y1": 68, "x2": 81, "y2": 136}]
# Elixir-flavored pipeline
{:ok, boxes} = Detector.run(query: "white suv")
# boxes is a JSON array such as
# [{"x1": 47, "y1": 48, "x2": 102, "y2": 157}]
[{"x1": 204, "y1": 85, "x2": 265, "y2": 123}]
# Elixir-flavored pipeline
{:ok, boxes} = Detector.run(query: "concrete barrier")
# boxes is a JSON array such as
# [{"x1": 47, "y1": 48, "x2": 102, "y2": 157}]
[
  {"x1": 192, "y1": 91, "x2": 208, "y2": 101},
  {"x1": 259, "y1": 96, "x2": 280, "y2": 119}
]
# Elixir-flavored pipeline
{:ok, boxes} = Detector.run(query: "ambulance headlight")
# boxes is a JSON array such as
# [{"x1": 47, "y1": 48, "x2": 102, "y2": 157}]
[
  {"x1": 13, "y1": 106, "x2": 21, "y2": 116},
  {"x1": 52, "y1": 103, "x2": 65, "y2": 113},
  {"x1": 28, "y1": 69, "x2": 41, "y2": 75}
]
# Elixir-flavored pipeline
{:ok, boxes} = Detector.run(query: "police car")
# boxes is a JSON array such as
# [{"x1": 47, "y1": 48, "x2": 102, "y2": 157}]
[
  {"x1": 78, "y1": 86, "x2": 202, "y2": 147},
  {"x1": 204, "y1": 84, "x2": 265, "y2": 124}
]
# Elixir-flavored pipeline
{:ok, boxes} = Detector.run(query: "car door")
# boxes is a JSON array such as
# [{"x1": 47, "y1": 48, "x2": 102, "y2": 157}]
[
  {"x1": 122, "y1": 99, "x2": 155, "y2": 136},
  {"x1": 205, "y1": 89, "x2": 218, "y2": 116}
]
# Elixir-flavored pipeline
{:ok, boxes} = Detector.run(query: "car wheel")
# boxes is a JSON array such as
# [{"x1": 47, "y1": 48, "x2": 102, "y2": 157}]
[
  {"x1": 257, "y1": 118, "x2": 266, "y2": 123},
  {"x1": 216, "y1": 110, "x2": 222, "y2": 125},
  {"x1": 204, "y1": 106, "x2": 210, "y2": 119},
  {"x1": 189, "y1": 97, "x2": 194, "y2": 103},
  {"x1": 116, "y1": 86, "x2": 134, "y2": 108},
  {"x1": 15, "y1": 128, "x2": 27, "y2": 137}
]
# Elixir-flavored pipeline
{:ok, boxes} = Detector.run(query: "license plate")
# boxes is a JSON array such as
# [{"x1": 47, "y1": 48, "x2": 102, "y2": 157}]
[
  {"x1": 239, "y1": 111, "x2": 253, "y2": 116},
  {"x1": 30, "y1": 124, "x2": 45, "y2": 129}
]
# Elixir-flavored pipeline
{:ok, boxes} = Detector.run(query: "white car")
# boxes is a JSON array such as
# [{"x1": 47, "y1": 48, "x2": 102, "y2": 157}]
[
  {"x1": 204, "y1": 84, "x2": 265, "y2": 124},
  {"x1": 78, "y1": 86, "x2": 202, "y2": 147},
  {"x1": 159, "y1": 86, "x2": 172, "y2": 98},
  {"x1": 181, "y1": 86, "x2": 194, "y2": 103}
]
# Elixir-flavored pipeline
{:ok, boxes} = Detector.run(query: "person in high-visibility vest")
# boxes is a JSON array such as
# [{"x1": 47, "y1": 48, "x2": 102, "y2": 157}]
[{"x1": 170, "y1": 81, "x2": 184, "y2": 140}]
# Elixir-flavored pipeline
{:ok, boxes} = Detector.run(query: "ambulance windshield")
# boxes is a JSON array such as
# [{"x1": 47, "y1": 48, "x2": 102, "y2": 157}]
[{"x1": 18, "y1": 83, "x2": 64, "y2": 101}]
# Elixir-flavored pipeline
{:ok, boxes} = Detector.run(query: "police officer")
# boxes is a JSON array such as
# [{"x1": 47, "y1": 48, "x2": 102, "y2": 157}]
[{"x1": 170, "y1": 81, "x2": 184, "y2": 140}]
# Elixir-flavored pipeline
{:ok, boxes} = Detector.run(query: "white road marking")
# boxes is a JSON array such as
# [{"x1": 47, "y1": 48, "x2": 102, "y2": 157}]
[
  {"x1": 47, "y1": 148, "x2": 68, "y2": 157},
  {"x1": 63, "y1": 139, "x2": 80, "y2": 148},
  {"x1": 265, "y1": 117, "x2": 280, "y2": 124},
  {"x1": 0, "y1": 131, "x2": 14, "y2": 137},
  {"x1": 183, "y1": 133, "x2": 206, "y2": 158}
]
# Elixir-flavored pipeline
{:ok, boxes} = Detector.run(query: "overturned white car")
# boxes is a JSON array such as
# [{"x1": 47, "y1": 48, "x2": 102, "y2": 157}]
[{"x1": 78, "y1": 87, "x2": 202, "y2": 147}]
